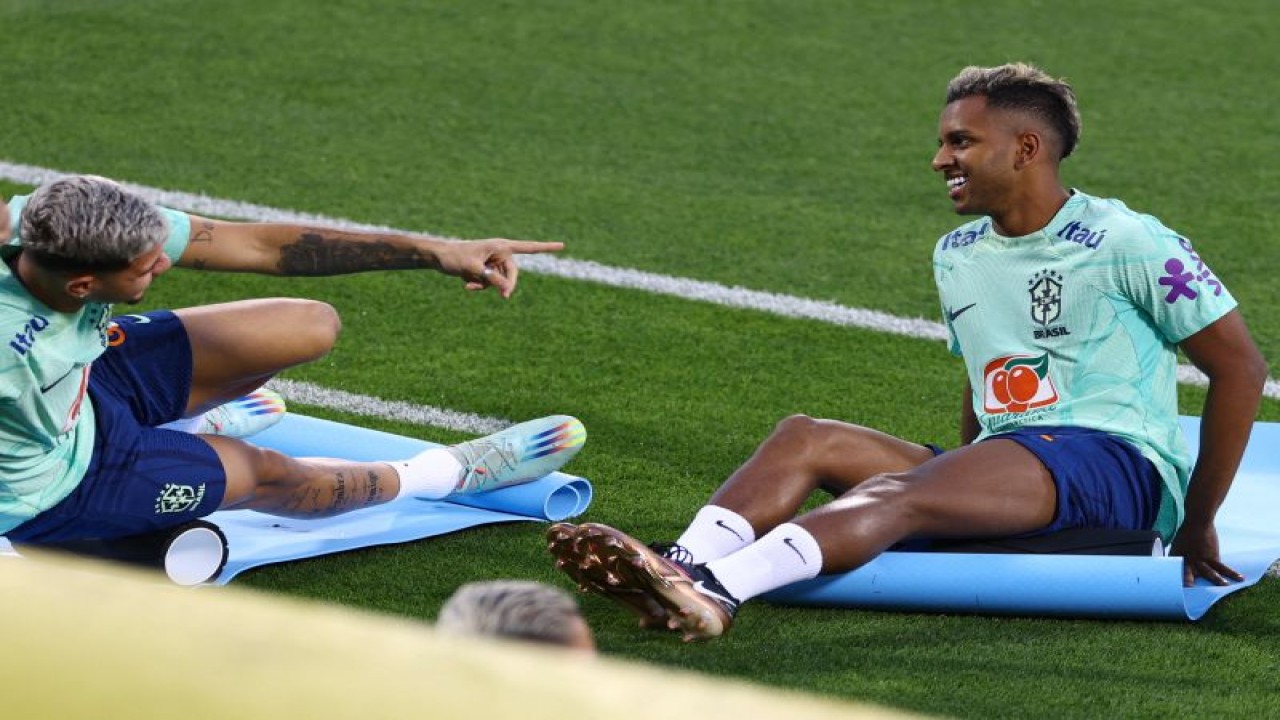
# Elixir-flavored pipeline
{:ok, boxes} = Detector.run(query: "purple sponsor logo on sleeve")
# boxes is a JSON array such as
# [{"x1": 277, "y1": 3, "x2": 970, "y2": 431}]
[{"x1": 1158, "y1": 237, "x2": 1223, "y2": 304}]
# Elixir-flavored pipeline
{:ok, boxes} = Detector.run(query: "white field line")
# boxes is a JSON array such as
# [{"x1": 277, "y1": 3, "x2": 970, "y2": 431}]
[
  {"x1": 3, "y1": 160, "x2": 1277, "y2": 407},
  {"x1": 266, "y1": 379, "x2": 509, "y2": 436}
]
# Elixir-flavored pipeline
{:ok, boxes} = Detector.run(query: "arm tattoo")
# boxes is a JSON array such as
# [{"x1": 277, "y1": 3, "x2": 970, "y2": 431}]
[
  {"x1": 186, "y1": 221, "x2": 214, "y2": 270},
  {"x1": 192, "y1": 221, "x2": 215, "y2": 244},
  {"x1": 276, "y1": 232, "x2": 430, "y2": 276}
]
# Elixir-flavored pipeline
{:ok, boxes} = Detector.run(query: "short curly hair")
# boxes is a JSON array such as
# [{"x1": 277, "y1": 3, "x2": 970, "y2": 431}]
[
  {"x1": 20, "y1": 175, "x2": 168, "y2": 273},
  {"x1": 946, "y1": 63, "x2": 1081, "y2": 160}
]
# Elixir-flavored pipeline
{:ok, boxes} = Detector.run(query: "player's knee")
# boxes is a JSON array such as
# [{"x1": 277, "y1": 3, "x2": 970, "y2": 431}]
[
  {"x1": 763, "y1": 414, "x2": 825, "y2": 458},
  {"x1": 771, "y1": 414, "x2": 823, "y2": 443},
  {"x1": 771, "y1": 414, "x2": 878, "y2": 459},
  {"x1": 286, "y1": 299, "x2": 341, "y2": 361}
]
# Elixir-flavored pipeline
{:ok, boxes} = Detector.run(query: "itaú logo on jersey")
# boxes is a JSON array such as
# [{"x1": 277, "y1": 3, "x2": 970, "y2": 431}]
[{"x1": 983, "y1": 353, "x2": 1060, "y2": 414}]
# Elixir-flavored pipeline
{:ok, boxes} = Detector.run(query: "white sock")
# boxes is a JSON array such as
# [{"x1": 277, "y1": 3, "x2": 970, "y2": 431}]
[
  {"x1": 703, "y1": 523, "x2": 823, "y2": 603},
  {"x1": 388, "y1": 448, "x2": 464, "y2": 500},
  {"x1": 674, "y1": 505, "x2": 756, "y2": 564}
]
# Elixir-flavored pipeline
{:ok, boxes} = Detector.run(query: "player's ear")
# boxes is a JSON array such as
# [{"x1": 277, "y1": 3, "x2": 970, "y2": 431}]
[
  {"x1": 1013, "y1": 130, "x2": 1042, "y2": 170},
  {"x1": 64, "y1": 274, "x2": 95, "y2": 301}
]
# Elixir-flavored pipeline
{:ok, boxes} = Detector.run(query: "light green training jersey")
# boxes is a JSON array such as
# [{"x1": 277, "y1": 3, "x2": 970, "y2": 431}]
[
  {"x1": 0, "y1": 195, "x2": 191, "y2": 533},
  {"x1": 932, "y1": 191, "x2": 1236, "y2": 540}
]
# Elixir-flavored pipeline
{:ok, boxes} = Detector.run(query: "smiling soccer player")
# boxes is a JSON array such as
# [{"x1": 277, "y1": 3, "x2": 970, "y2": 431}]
[{"x1": 549, "y1": 63, "x2": 1268, "y2": 641}]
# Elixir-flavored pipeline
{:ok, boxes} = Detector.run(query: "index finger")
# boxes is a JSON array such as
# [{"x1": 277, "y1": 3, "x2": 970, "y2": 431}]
[{"x1": 501, "y1": 240, "x2": 565, "y2": 255}]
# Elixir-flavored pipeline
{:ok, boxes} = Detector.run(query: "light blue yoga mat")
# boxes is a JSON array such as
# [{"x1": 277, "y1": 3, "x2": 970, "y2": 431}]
[
  {"x1": 765, "y1": 416, "x2": 1280, "y2": 620},
  {"x1": 207, "y1": 414, "x2": 593, "y2": 585}
]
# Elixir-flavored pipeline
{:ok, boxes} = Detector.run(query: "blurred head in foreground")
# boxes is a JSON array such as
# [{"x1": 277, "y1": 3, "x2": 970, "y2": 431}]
[{"x1": 437, "y1": 580, "x2": 595, "y2": 654}]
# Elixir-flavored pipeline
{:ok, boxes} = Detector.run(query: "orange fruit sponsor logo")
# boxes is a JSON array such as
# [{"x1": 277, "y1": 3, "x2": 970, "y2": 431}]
[{"x1": 983, "y1": 353, "x2": 1059, "y2": 415}]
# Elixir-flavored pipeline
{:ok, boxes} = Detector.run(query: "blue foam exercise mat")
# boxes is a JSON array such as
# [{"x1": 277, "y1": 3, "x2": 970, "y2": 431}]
[
  {"x1": 206, "y1": 414, "x2": 592, "y2": 585},
  {"x1": 764, "y1": 416, "x2": 1280, "y2": 620}
]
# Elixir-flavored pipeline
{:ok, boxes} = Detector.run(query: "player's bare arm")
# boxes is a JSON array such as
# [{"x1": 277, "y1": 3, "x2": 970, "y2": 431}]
[
  {"x1": 1172, "y1": 309, "x2": 1269, "y2": 586},
  {"x1": 175, "y1": 215, "x2": 564, "y2": 297}
]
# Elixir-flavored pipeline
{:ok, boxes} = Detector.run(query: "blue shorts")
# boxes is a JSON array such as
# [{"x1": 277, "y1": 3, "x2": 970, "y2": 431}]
[
  {"x1": 8, "y1": 312, "x2": 227, "y2": 544},
  {"x1": 931, "y1": 426, "x2": 1160, "y2": 535}
]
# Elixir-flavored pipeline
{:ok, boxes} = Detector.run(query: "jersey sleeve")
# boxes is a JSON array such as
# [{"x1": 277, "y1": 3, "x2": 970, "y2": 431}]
[
  {"x1": 1116, "y1": 216, "x2": 1237, "y2": 343},
  {"x1": 6, "y1": 196, "x2": 25, "y2": 246},
  {"x1": 158, "y1": 207, "x2": 191, "y2": 261}
]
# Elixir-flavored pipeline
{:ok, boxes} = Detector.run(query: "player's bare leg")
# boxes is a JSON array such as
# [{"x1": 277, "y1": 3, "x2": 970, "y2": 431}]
[
  {"x1": 209, "y1": 435, "x2": 399, "y2": 517},
  {"x1": 705, "y1": 414, "x2": 940, "y2": 536},
  {"x1": 210, "y1": 414, "x2": 585, "y2": 516},
  {"x1": 794, "y1": 438, "x2": 1056, "y2": 573},
  {"x1": 552, "y1": 425, "x2": 1056, "y2": 641},
  {"x1": 175, "y1": 298, "x2": 339, "y2": 415},
  {"x1": 550, "y1": 414, "x2": 935, "y2": 631}
]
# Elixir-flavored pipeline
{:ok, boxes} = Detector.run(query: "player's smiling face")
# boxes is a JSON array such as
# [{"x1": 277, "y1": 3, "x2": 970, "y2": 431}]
[{"x1": 931, "y1": 95, "x2": 1021, "y2": 218}]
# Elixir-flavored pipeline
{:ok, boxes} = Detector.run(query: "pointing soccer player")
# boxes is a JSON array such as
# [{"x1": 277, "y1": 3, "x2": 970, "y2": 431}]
[
  {"x1": 1, "y1": 175, "x2": 585, "y2": 546},
  {"x1": 548, "y1": 63, "x2": 1268, "y2": 641}
]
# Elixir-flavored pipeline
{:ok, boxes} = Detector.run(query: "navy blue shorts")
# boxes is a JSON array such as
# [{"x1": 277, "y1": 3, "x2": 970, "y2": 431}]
[
  {"x1": 929, "y1": 426, "x2": 1161, "y2": 534},
  {"x1": 8, "y1": 312, "x2": 226, "y2": 544}
]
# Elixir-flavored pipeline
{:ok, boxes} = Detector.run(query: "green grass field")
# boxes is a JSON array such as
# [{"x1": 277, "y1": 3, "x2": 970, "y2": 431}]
[{"x1": 4, "y1": 1, "x2": 1279, "y2": 717}]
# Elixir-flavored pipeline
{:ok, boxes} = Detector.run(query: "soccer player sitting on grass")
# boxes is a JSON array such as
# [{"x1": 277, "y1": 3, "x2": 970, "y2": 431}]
[
  {"x1": 547, "y1": 63, "x2": 1268, "y2": 641},
  {"x1": 1, "y1": 175, "x2": 585, "y2": 545}
]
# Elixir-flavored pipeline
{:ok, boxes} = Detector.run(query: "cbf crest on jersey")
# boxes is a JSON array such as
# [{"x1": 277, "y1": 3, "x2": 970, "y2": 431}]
[
  {"x1": 1029, "y1": 269, "x2": 1062, "y2": 324},
  {"x1": 155, "y1": 483, "x2": 206, "y2": 514},
  {"x1": 1028, "y1": 269, "x2": 1071, "y2": 339}
]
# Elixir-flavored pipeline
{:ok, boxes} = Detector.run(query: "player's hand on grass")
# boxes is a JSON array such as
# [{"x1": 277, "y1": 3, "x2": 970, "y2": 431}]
[
  {"x1": 1171, "y1": 520, "x2": 1244, "y2": 587},
  {"x1": 437, "y1": 238, "x2": 564, "y2": 298}
]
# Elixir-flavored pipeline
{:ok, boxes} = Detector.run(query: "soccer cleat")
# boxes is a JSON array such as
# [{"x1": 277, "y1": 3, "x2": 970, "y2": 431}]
[
  {"x1": 195, "y1": 389, "x2": 287, "y2": 438},
  {"x1": 549, "y1": 522, "x2": 738, "y2": 641},
  {"x1": 547, "y1": 523, "x2": 672, "y2": 630},
  {"x1": 449, "y1": 415, "x2": 586, "y2": 494}
]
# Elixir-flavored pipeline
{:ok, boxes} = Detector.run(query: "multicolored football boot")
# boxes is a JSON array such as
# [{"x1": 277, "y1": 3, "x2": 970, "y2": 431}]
[
  {"x1": 195, "y1": 388, "x2": 287, "y2": 438},
  {"x1": 449, "y1": 415, "x2": 586, "y2": 494}
]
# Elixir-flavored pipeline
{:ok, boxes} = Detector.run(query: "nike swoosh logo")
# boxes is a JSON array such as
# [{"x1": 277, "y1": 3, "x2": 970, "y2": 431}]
[
  {"x1": 946, "y1": 303, "x2": 977, "y2": 322},
  {"x1": 715, "y1": 519, "x2": 745, "y2": 541},
  {"x1": 782, "y1": 538, "x2": 808, "y2": 564},
  {"x1": 692, "y1": 581, "x2": 736, "y2": 605},
  {"x1": 40, "y1": 369, "x2": 75, "y2": 393},
  {"x1": 119, "y1": 314, "x2": 152, "y2": 324}
]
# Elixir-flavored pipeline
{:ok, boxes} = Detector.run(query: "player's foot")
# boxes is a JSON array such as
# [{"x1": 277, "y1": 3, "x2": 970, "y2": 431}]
[
  {"x1": 449, "y1": 415, "x2": 586, "y2": 494},
  {"x1": 549, "y1": 522, "x2": 738, "y2": 641},
  {"x1": 195, "y1": 389, "x2": 287, "y2": 438}
]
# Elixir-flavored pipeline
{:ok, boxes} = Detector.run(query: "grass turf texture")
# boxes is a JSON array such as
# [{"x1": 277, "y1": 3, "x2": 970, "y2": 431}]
[{"x1": 5, "y1": 1, "x2": 1280, "y2": 717}]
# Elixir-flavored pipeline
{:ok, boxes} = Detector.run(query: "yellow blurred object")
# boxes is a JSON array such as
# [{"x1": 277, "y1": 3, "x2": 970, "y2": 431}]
[{"x1": 2, "y1": 553, "x2": 921, "y2": 720}]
